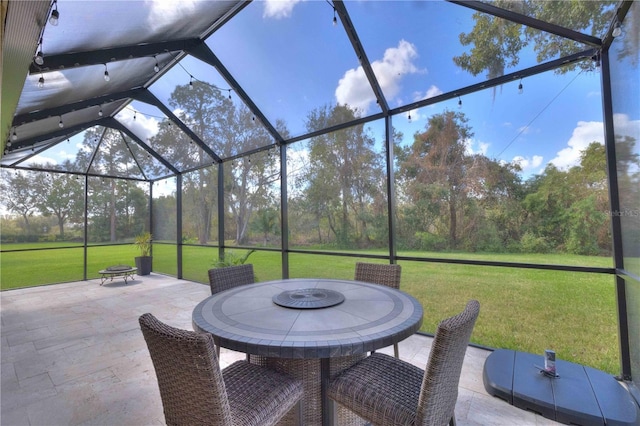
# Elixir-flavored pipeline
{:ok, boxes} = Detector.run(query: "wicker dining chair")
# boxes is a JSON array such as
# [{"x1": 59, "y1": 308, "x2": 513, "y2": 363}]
[
  {"x1": 355, "y1": 262, "x2": 402, "y2": 358},
  {"x1": 328, "y1": 300, "x2": 480, "y2": 426},
  {"x1": 207, "y1": 264, "x2": 256, "y2": 359},
  {"x1": 208, "y1": 264, "x2": 255, "y2": 295},
  {"x1": 139, "y1": 313, "x2": 303, "y2": 426}
]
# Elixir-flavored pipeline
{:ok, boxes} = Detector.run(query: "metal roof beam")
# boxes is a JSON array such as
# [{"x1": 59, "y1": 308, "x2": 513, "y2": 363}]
[
  {"x1": 391, "y1": 48, "x2": 598, "y2": 116},
  {"x1": 9, "y1": 119, "x2": 109, "y2": 151},
  {"x1": 12, "y1": 88, "x2": 144, "y2": 126},
  {"x1": 29, "y1": 38, "x2": 202, "y2": 74}
]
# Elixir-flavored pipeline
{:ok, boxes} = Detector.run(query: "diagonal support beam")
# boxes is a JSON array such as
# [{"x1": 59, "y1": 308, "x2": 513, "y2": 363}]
[
  {"x1": 334, "y1": 1, "x2": 389, "y2": 114},
  {"x1": 187, "y1": 42, "x2": 285, "y2": 145},
  {"x1": 132, "y1": 89, "x2": 222, "y2": 163},
  {"x1": 105, "y1": 118, "x2": 179, "y2": 175}
]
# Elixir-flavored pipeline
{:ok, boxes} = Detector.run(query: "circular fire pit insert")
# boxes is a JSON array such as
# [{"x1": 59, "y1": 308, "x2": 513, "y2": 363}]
[{"x1": 273, "y1": 288, "x2": 345, "y2": 309}]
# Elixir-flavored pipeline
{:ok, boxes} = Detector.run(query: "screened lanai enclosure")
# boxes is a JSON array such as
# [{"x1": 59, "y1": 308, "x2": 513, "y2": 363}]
[{"x1": 1, "y1": 0, "x2": 639, "y2": 401}]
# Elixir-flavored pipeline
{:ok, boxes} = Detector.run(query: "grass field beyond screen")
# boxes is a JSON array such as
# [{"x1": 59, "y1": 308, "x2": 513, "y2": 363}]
[{"x1": 0, "y1": 244, "x2": 618, "y2": 374}]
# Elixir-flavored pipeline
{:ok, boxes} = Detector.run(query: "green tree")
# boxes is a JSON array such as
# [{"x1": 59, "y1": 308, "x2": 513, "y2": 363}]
[
  {"x1": 522, "y1": 163, "x2": 572, "y2": 250},
  {"x1": 250, "y1": 208, "x2": 280, "y2": 246},
  {"x1": 152, "y1": 82, "x2": 282, "y2": 245},
  {"x1": 465, "y1": 155, "x2": 525, "y2": 251},
  {"x1": 33, "y1": 168, "x2": 84, "y2": 238},
  {"x1": 222, "y1": 109, "x2": 282, "y2": 245},
  {"x1": 522, "y1": 142, "x2": 613, "y2": 254},
  {"x1": 181, "y1": 167, "x2": 216, "y2": 245},
  {"x1": 301, "y1": 104, "x2": 385, "y2": 248},
  {"x1": 74, "y1": 128, "x2": 148, "y2": 242},
  {"x1": 453, "y1": 1, "x2": 616, "y2": 79},
  {"x1": 162, "y1": 82, "x2": 229, "y2": 244},
  {"x1": 86, "y1": 177, "x2": 148, "y2": 243},
  {"x1": 399, "y1": 110, "x2": 474, "y2": 249},
  {"x1": 565, "y1": 142, "x2": 610, "y2": 254},
  {"x1": 152, "y1": 193, "x2": 177, "y2": 241},
  {"x1": 117, "y1": 182, "x2": 148, "y2": 238},
  {"x1": 0, "y1": 170, "x2": 39, "y2": 235}
]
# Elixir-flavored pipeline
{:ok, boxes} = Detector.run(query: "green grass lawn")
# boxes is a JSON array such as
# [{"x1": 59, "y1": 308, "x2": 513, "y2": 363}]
[{"x1": 0, "y1": 243, "x2": 619, "y2": 374}]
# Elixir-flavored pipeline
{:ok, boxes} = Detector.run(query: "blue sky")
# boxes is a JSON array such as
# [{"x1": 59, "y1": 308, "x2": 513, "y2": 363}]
[
  {"x1": 207, "y1": 0, "x2": 618, "y2": 179},
  {"x1": 26, "y1": 0, "x2": 639, "y2": 183}
]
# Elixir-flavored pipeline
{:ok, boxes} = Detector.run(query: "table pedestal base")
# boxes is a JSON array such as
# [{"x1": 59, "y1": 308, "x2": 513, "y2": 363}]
[{"x1": 266, "y1": 355, "x2": 367, "y2": 426}]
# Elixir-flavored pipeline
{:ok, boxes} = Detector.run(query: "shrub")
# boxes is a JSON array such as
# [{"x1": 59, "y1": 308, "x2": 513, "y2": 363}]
[
  {"x1": 520, "y1": 231, "x2": 551, "y2": 253},
  {"x1": 212, "y1": 249, "x2": 255, "y2": 268},
  {"x1": 415, "y1": 231, "x2": 447, "y2": 251}
]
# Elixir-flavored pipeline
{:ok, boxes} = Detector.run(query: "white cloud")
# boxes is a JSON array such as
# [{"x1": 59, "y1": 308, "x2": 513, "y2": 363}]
[
  {"x1": 147, "y1": 0, "x2": 198, "y2": 31},
  {"x1": 335, "y1": 67, "x2": 373, "y2": 113},
  {"x1": 464, "y1": 138, "x2": 489, "y2": 156},
  {"x1": 423, "y1": 85, "x2": 443, "y2": 100},
  {"x1": 336, "y1": 40, "x2": 420, "y2": 114},
  {"x1": 528, "y1": 113, "x2": 639, "y2": 174},
  {"x1": 116, "y1": 109, "x2": 159, "y2": 142},
  {"x1": 512, "y1": 155, "x2": 544, "y2": 171},
  {"x1": 478, "y1": 142, "x2": 490, "y2": 155},
  {"x1": 550, "y1": 120, "x2": 604, "y2": 170},
  {"x1": 25, "y1": 155, "x2": 58, "y2": 166},
  {"x1": 406, "y1": 85, "x2": 443, "y2": 121},
  {"x1": 56, "y1": 150, "x2": 76, "y2": 160},
  {"x1": 612, "y1": 113, "x2": 640, "y2": 140},
  {"x1": 517, "y1": 125, "x2": 532, "y2": 135},
  {"x1": 262, "y1": 0, "x2": 301, "y2": 19}
]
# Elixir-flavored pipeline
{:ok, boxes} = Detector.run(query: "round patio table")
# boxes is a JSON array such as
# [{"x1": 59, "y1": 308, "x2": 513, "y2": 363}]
[{"x1": 192, "y1": 278, "x2": 423, "y2": 426}]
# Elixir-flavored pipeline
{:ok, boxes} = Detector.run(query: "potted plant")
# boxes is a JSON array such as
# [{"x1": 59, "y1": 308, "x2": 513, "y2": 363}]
[{"x1": 134, "y1": 232, "x2": 152, "y2": 275}]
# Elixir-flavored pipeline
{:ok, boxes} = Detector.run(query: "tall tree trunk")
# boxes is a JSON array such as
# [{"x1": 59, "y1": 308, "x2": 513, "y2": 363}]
[
  {"x1": 449, "y1": 196, "x2": 457, "y2": 249},
  {"x1": 316, "y1": 217, "x2": 322, "y2": 243},
  {"x1": 58, "y1": 216, "x2": 65, "y2": 237},
  {"x1": 198, "y1": 203, "x2": 210, "y2": 244},
  {"x1": 341, "y1": 188, "x2": 349, "y2": 245},
  {"x1": 21, "y1": 214, "x2": 31, "y2": 234},
  {"x1": 110, "y1": 181, "x2": 116, "y2": 242}
]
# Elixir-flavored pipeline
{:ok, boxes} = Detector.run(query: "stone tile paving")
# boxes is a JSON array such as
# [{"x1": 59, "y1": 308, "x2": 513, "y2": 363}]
[{"x1": 1, "y1": 274, "x2": 556, "y2": 425}]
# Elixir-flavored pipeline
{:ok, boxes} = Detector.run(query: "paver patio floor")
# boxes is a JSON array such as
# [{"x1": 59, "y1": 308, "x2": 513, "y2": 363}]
[{"x1": 1, "y1": 274, "x2": 558, "y2": 425}]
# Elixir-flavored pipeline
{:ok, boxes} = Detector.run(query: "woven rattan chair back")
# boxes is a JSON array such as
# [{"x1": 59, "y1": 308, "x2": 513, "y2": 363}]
[
  {"x1": 140, "y1": 313, "x2": 304, "y2": 426},
  {"x1": 207, "y1": 264, "x2": 259, "y2": 361},
  {"x1": 327, "y1": 300, "x2": 479, "y2": 426},
  {"x1": 354, "y1": 262, "x2": 401, "y2": 289},
  {"x1": 417, "y1": 299, "x2": 480, "y2": 426},
  {"x1": 208, "y1": 264, "x2": 255, "y2": 295},
  {"x1": 355, "y1": 262, "x2": 402, "y2": 357},
  {"x1": 139, "y1": 313, "x2": 233, "y2": 426}
]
